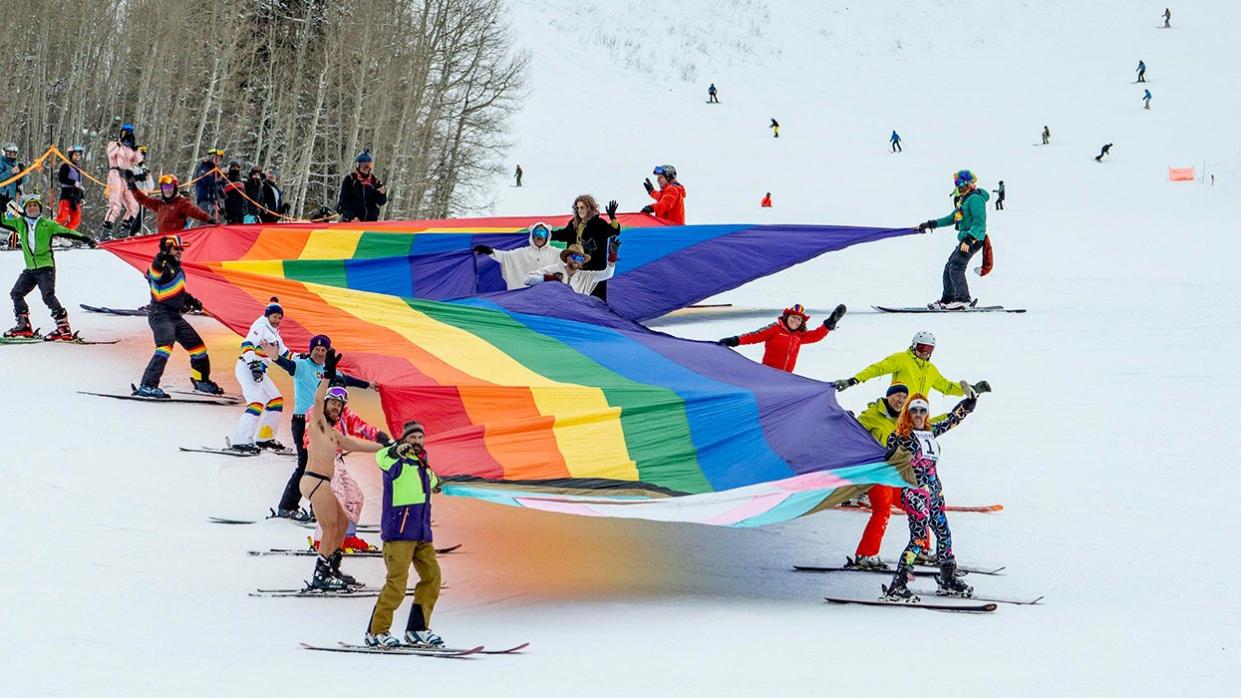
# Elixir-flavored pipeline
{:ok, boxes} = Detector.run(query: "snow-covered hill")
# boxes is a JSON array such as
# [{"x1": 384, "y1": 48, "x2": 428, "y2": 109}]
[{"x1": 5, "y1": 1, "x2": 1238, "y2": 694}]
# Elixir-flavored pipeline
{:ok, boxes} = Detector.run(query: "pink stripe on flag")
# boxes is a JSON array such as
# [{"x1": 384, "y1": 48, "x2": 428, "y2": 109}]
[{"x1": 702, "y1": 492, "x2": 789, "y2": 526}]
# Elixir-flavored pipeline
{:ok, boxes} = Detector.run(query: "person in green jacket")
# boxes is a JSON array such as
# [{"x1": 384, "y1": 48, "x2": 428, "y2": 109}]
[
  {"x1": 832, "y1": 330, "x2": 989, "y2": 399},
  {"x1": 3, "y1": 194, "x2": 96, "y2": 339},
  {"x1": 916, "y1": 169, "x2": 989, "y2": 310}
]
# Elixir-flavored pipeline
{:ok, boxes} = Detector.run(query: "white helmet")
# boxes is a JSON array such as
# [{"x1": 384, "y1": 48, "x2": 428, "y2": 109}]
[{"x1": 911, "y1": 330, "x2": 936, "y2": 347}]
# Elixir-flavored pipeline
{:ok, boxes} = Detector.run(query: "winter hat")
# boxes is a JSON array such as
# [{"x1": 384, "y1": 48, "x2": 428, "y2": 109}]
[
  {"x1": 398, "y1": 420, "x2": 425, "y2": 440},
  {"x1": 560, "y1": 243, "x2": 590, "y2": 264},
  {"x1": 355, "y1": 150, "x2": 374, "y2": 164},
  {"x1": 886, "y1": 383, "x2": 909, "y2": 397},
  {"x1": 781, "y1": 303, "x2": 810, "y2": 321},
  {"x1": 529, "y1": 222, "x2": 550, "y2": 238},
  {"x1": 264, "y1": 297, "x2": 283, "y2": 317},
  {"x1": 906, "y1": 398, "x2": 930, "y2": 412},
  {"x1": 308, "y1": 335, "x2": 331, "y2": 351}
]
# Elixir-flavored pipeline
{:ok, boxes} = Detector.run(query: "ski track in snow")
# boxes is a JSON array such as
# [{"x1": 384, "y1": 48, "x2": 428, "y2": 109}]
[{"x1": 5, "y1": 1, "x2": 1239, "y2": 694}]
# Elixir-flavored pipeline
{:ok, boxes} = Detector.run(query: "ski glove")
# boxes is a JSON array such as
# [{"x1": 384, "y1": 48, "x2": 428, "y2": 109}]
[
  {"x1": 83, "y1": 236, "x2": 99, "y2": 249},
  {"x1": 832, "y1": 377, "x2": 859, "y2": 391},
  {"x1": 643, "y1": 178, "x2": 655, "y2": 195},
  {"x1": 824, "y1": 303, "x2": 847, "y2": 330},
  {"x1": 375, "y1": 431, "x2": 392, "y2": 446},
  {"x1": 606, "y1": 199, "x2": 619, "y2": 221},
  {"x1": 183, "y1": 294, "x2": 204, "y2": 313},
  {"x1": 640, "y1": 205, "x2": 654, "y2": 215},
  {"x1": 607, "y1": 236, "x2": 620, "y2": 263},
  {"x1": 324, "y1": 348, "x2": 342, "y2": 382},
  {"x1": 542, "y1": 272, "x2": 563, "y2": 282},
  {"x1": 972, "y1": 380, "x2": 992, "y2": 394},
  {"x1": 394, "y1": 442, "x2": 416, "y2": 459},
  {"x1": 916, "y1": 220, "x2": 935, "y2": 232},
  {"x1": 719, "y1": 336, "x2": 740, "y2": 347},
  {"x1": 473, "y1": 244, "x2": 493, "y2": 255},
  {"x1": 248, "y1": 360, "x2": 266, "y2": 382}
]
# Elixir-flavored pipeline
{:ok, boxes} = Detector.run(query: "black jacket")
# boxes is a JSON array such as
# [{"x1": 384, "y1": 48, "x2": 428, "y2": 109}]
[
  {"x1": 146, "y1": 251, "x2": 202, "y2": 314},
  {"x1": 551, "y1": 215, "x2": 618, "y2": 271},
  {"x1": 223, "y1": 174, "x2": 247, "y2": 224},
  {"x1": 337, "y1": 171, "x2": 387, "y2": 222},
  {"x1": 57, "y1": 163, "x2": 83, "y2": 206}
]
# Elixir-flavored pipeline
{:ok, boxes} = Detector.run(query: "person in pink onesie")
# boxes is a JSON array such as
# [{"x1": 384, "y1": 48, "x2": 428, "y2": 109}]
[{"x1": 101, "y1": 123, "x2": 143, "y2": 240}]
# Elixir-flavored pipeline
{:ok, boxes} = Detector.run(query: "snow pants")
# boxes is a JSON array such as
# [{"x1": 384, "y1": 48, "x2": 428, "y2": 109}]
[
  {"x1": 894, "y1": 462, "x2": 954, "y2": 580},
  {"x1": 231, "y1": 360, "x2": 283, "y2": 445},
  {"x1": 140, "y1": 310, "x2": 209, "y2": 388},
  {"x1": 368, "y1": 540, "x2": 441, "y2": 635},
  {"x1": 855, "y1": 485, "x2": 929, "y2": 557},
  {"x1": 278, "y1": 414, "x2": 309, "y2": 511},
  {"x1": 11, "y1": 268, "x2": 65, "y2": 319},
  {"x1": 105, "y1": 171, "x2": 138, "y2": 224},
  {"x1": 891, "y1": 141, "x2": 902, "y2": 152},
  {"x1": 56, "y1": 199, "x2": 81, "y2": 230},
  {"x1": 941, "y1": 237, "x2": 984, "y2": 303},
  {"x1": 995, "y1": 195, "x2": 1005, "y2": 211}
]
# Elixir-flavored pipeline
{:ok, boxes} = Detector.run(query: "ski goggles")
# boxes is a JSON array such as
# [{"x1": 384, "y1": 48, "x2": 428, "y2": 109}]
[
  {"x1": 160, "y1": 235, "x2": 189, "y2": 249},
  {"x1": 567, "y1": 253, "x2": 586, "y2": 264},
  {"x1": 325, "y1": 386, "x2": 349, "y2": 404},
  {"x1": 906, "y1": 399, "x2": 930, "y2": 414},
  {"x1": 913, "y1": 343, "x2": 935, "y2": 355},
  {"x1": 158, "y1": 175, "x2": 178, "y2": 187},
  {"x1": 530, "y1": 225, "x2": 550, "y2": 239}
]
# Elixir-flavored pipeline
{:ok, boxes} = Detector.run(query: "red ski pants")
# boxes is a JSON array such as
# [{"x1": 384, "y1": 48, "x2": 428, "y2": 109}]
[
  {"x1": 854, "y1": 485, "x2": 929, "y2": 557},
  {"x1": 55, "y1": 199, "x2": 81, "y2": 230}
]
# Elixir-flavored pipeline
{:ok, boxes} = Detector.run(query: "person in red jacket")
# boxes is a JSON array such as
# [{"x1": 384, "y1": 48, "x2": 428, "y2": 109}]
[
  {"x1": 641, "y1": 164, "x2": 686, "y2": 224},
  {"x1": 719, "y1": 303, "x2": 846, "y2": 372},
  {"x1": 128, "y1": 174, "x2": 214, "y2": 233},
  {"x1": 761, "y1": 192, "x2": 772, "y2": 208}
]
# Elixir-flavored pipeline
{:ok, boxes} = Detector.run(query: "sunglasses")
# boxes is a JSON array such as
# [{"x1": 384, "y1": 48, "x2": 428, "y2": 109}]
[
  {"x1": 908, "y1": 407, "x2": 928, "y2": 414},
  {"x1": 568, "y1": 253, "x2": 586, "y2": 264}
]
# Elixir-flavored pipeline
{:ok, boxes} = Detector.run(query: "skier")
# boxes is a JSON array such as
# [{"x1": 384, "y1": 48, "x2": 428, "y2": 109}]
[
  {"x1": 914, "y1": 169, "x2": 989, "y2": 310},
  {"x1": 301, "y1": 350, "x2": 384, "y2": 591},
  {"x1": 0, "y1": 143, "x2": 25, "y2": 214},
  {"x1": 833, "y1": 331, "x2": 990, "y2": 399},
  {"x1": 1136, "y1": 60, "x2": 1147, "y2": 83},
  {"x1": 718, "y1": 304, "x2": 847, "y2": 373},
  {"x1": 133, "y1": 234, "x2": 222, "y2": 399},
  {"x1": 270, "y1": 334, "x2": 376, "y2": 521},
  {"x1": 55, "y1": 145, "x2": 86, "y2": 230},
  {"x1": 1163, "y1": 8, "x2": 1171, "y2": 28},
  {"x1": 770, "y1": 118, "x2": 780, "y2": 138},
  {"x1": 128, "y1": 174, "x2": 214, "y2": 233},
  {"x1": 890, "y1": 130, "x2": 902, "y2": 153},
  {"x1": 708, "y1": 83, "x2": 719, "y2": 103},
  {"x1": 1095, "y1": 143, "x2": 1113, "y2": 162},
  {"x1": 473, "y1": 222, "x2": 560, "y2": 290},
  {"x1": 3, "y1": 194, "x2": 97, "y2": 340},
  {"x1": 761, "y1": 192, "x2": 772, "y2": 208},
  {"x1": 992, "y1": 180, "x2": 1006, "y2": 210},
  {"x1": 514, "y1": 164, "x2": 523, "y2": 187},
  {"x1": 192, "y1": 148, "x2": 225, "y2": 222},
  {"x1": 101, "y1": 124, "x2": 143, "y2": 241},
  {"x1": 229, "y1": 299, "x2": 292, "y2": 454},
  {"x1": 641, "y1": 164, "x2": 687, "y2": 225},
  {"x1": 880, "y1": 393, "x2": 980, "y2": 602},
  {"x1": 222, "y1": 161, "x2": 246, "y2": 224},
  {"x1": 1143, "y1": 89, "x2": 1152, "y2": 110},
  {"x1": 524, "y1": 242, "x2": 618, "y2": 297},
  {"x1": 1042, "y1": 125, "x2": 1050, "y2": 145},
  {"x1": 337, "y1": 150, "x2": 386, "y2": 222},
  {"x1": 365, "y1": 420, "x2": 445, "y2": 648},
  {"x1": 552, "y1": 195, "x2": 621, "y2": 300}
]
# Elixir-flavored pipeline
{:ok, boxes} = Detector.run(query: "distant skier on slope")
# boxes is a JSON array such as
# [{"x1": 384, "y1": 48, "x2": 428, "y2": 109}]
[
  {"x1": 992, "y1": 180, "x2": 1006, "y2": 210},
  {"x1": 3, "y1": 194, "x2": 97, "y2": 340},
  {"x1": 1095, "y1": 143, "x2": 1113, "y2": 162},
  {"x1": 553, "y1": 195, "x2": 622, "y2": 300},
  {"x1": 641, "y1": 164, "x2": 686, "y2": 225},
  {"x1": 1042, "y1": 125, "x2": 1051, "y2": 145},
  {"x1": 1136, "y1": 60, "x2": 1147, "y2": 83},
  {"x1": 890, "y1": 130, "x2": 902, "y2": 152},
  {"x1": 1143, "y1": 89, "x2": 1152, "y2": 110},
  {"x1": 915, "y1": 169, "x2": 989, "y2": 310},
  {"x1": 879, "y1": 393, "x2": 981, "y2": 602},
  {"x1": 718, "y1": 304, "x2": 846, "y2": 373},
  {"x1": 761, "y1": 192, "x2": 772, "y2": 208},
  {"x1": 708, "y1": 83, "x2": 719, "y2": 103},
  {"x1": 1163, "y1": 8, "x2": 1171, "y2": 28},
  {"x1": 770, "y1": 118, "x2": 780, "y2": 138},
  {"x1": 515, "y1": 164, "x2": 523, "y2": 187},
  {"x1": 474, "y1": 222, "x2": 560, "y2": 290},
  {"x1": 832, "y1": 331, "x2": 989, "y2": 400}
]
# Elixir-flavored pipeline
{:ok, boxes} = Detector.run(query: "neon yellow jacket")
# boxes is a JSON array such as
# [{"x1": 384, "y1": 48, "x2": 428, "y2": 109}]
[
  {"x1": 852, "y1": 348, "x2": 965, "y2": 398},
  {"x1": 857, "y1": 398, "x2": 947, "y2": 446}
]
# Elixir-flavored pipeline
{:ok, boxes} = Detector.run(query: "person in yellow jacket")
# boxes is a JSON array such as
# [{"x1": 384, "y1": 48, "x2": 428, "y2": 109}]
[{"x1": 833, "y1": 330, "x2": 990, "y2": 398}]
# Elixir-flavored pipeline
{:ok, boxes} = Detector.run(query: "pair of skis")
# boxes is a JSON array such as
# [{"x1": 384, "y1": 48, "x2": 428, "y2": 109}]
[
  {"x1": 80, "y1": 385, "x2": 238, "y2": 407},
  {"x1": 300, "y1": 640, "x2": 529, "y2": 657},
  {"x1": 248, "y1": 544, "x2": 461, "y2": 558},
  {"x1": 208, "y1": 515, "x2": 381, "y2": 534},
  {"x1": 3, "y1": 331, "x2": 118, "y2": 345}
]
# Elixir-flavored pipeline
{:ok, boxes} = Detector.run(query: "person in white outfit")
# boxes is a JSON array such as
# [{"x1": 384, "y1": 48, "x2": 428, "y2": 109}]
[
  {"x1": 472, "y1": 222, "x2": 559, "y2": 290},
  {"x1": 230, "y1": 298, "x2": 291, "y2": 454},
  {"x1": 524, "y1": 242, "x2": 617, "y2": 296}
]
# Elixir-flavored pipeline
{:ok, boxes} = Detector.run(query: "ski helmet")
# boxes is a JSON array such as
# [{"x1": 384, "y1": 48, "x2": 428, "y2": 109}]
[
  {"x1": 207, "y1": 147, "x2": 225, "y2": 157},
  {"x1": 325, "y1": 386, "x2": 349, "y2": 404},
  {"x1": 18, "y1": 194, "x2": 42, "y2": 213},
  {"x1": 3, "y1": 143, "x2": 16, "y2": 154},
  {"x1": 653, "y1": 164, "x2": 677, "y2": 179},
  {"x1": 953, "y1": 169, "x2": 977, "y2": 189},
  {"x1": 911, "y1": 330, "x2": 936, "y2": 347},
  {"x1": 158, "y1": 174, "x2": 180, "y2": 189},
  {"x1": 782, "y1": 303, "x2": 810, "y2": 321},
  {"x1": 355, "y1": 150, "x2": 374, "y2": 164},
  {"x1": 68, "y1": 144, "x2": 84, "y2": 155}
]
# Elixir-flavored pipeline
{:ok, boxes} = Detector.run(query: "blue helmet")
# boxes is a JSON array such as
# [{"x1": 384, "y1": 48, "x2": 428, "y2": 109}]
[
  {"x1": 355, "y1": 150, "x2": 374, "y2": 164},
  {"x1": 953, "y1": 169, "x2": 977, "y2": 189}
]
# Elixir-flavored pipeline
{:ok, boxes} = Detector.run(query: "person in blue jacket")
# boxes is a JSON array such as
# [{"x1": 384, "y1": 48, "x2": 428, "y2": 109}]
[
  {"x1": 916, "y1": 169, "x2": 989, "y2": 310},
  {"x1": 1143, "y1": 89, "x2": 1152, "y2": 110},
  {"x1": 1136, "y1": 60, "x2": 1146, "y2": 83},
  {"x1": 890, "y1": 130, "x2": 902, "y2": 153},
  {"x1": 0, "y1": 143, "x2": 25, "y2": 213},
  {"x1": 708, "y1": 83, "x2": 719, "y2": 103}
]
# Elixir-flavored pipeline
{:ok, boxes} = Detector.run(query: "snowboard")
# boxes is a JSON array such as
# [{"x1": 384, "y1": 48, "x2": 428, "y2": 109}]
[{"x1": 873, "y1": 304, "x2": 1026, "y2": 314}]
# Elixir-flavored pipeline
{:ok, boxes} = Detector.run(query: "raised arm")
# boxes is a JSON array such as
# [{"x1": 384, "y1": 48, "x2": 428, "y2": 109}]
[
  {"x1": 853, "y1": 351, "x2": 901, "y2": 383},
  {"x1": 931, "y1": 397, "x2": 976, "y2": 437}
]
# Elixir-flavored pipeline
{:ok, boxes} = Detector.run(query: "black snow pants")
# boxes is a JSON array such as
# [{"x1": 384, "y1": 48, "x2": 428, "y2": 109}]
[
  {"x1": 11, "y1": 268, "x2": 65, "y2": 319},
  {"x1": 941, "y1": 237, "x2": 984, "y2": 303},
  {"x1": 140, "y1": 309, "x2": 210, "y2": 388},
  {"x1": 278, "y1": 414, "x2": 309, "y2": 511}
]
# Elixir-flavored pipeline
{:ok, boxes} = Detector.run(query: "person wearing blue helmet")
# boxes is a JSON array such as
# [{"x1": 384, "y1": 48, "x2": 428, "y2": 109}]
[
  {"x1": 916, "y1": 169, "x2": 989, "y2": 310},
  {"x1": 337, "y1": 150, "x2": 387, "y2": 222}
]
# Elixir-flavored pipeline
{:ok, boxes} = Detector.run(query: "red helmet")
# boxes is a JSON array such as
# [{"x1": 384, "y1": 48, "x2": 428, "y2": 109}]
[
  {"x1": 158, "y1": 174, "x2": 180, "y2": 188},
  {"x1": 782, "y1": 304, "x2": 810, "y2": 321}
]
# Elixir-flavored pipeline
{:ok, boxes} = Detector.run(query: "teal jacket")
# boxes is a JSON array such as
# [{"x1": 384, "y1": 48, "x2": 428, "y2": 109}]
[
  {"x1": 933, "y1": 188, "x2": 989, "y2": 242},
  {"x1": 3, "y1": 214, "x2": 92, "y2": 270}
]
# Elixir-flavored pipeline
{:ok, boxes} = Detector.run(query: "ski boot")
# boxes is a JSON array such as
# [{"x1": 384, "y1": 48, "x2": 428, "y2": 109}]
[
  {"x1": 4, "y1": 314, "x2": 34, "y2": 338},
  {"x1": 133, "y1": 384, "x2": 171, "y2": 399},
  {"x1": 935, "y1": 560, "x2": 974, "y2": 598},
  {"x1": 880, "y1": 573, "x2": 920, "y2": 603},
  {"x1": 846, "y1": 555, "x2": 889, "y2": 571},
  {"x1": 365, "y1": 632, "x2": 401, "y2": 648},
  {"x1": 98, "y1": 221, "x2": 114, "y2": 242},
  {"x1": 256, "y1": 439, "x2": 288, "y2": 452},
  {"x1": 191, "y1": 377, "x2": 224, "y2": 395},
  {"x1": 228, "y1": 442, "x2": 261, "y2": 455},
  {"x1": 271, "y1": 507, "x2": 313, "y2": 523},
  {"x1": 328, "y1": 550, "x2": 362, "y2": 588},
  {"x1": 404, "y1": 629, "x2": 445, "y2": 648},
  {"x1": 44, "y1": 312, "x2": 74, "y2": 342},
  {"x1": 341, "y1": 534, "x2": 375, "y2": 552},
  {"x1": 310, "y1": 554, "x2": 348, "y2": 591}
]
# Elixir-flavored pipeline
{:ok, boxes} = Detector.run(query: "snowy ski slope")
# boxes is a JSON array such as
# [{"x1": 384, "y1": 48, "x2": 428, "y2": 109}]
[{"x1": 4, "y1": 1, "x2": 1238, "y2": 694}]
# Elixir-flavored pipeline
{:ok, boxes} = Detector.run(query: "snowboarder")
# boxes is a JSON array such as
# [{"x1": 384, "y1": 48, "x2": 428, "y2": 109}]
[
  {"x1": 890, "y1": 130, "x2": 902, "y2": 153},
  {"x1": 101, "y1": 124, "x2": 143, "y2": 241},
  {"x1": 880, "y1": 393, "x2": 980, "y2": 602},
  {"x1": 229, "y1": 299, "x2": 291, "y2": 454},
  {"x1": 473, "y1": 222, "x2": 560, "y2": 290},
  {"x1": 770, "y1": 118, "x2": 780, "y2": 138},
  {"x1": 525, "y1": 242, "x2": 617, "y2": 297},
  {"x1": 337, "y1": 150, "x2": 386, "y2": 222},
  {"x1": 1095, "y1": 143, "x2": 1113, "y2": 162},
  {"x1": 1143, "y1": 89, "x2": 1152, "y2": 110},
  {"x1": 719, "y1": 304, "x2": 847, "y2": 373},
  {"x1": 270, "y1": 334, "x2": 377, "y2": 521},
  {"x1": 128, "y1": 174, "x2": 214, "y2": 233},
  {"x1": 641, "y1": 164, "x2": 687, "y2": 225},
  {"x1": 708, "y1": 83, "x2": 719, "y2": 103},
  {"x1": 992, "y1": 180, "x2": 1006, "y2": 210},
  {"x1": 915, "y1": 169, "x2": 989, "y2": 310},
  {"x1": 0, "y1": 143, "x2": 25, "y2": 214},
  {"x1": 553, "y1": 195, "x2": 621, "y2": 300},
  {"x1": 1042, "y1": 125, "x2": 1050, "y2": 145},
  {"x1": 192, "y1": 148, "x2": 225, "y2": 223},
  {"x1": 832, "y1": 331, "x2": 990, "y2": 400},
  {"x1": 1163, "y1": 8, "x2": 1171, "y2": 28},
  {"x1": 761, "y1": 192, "x2": 772, "y2": 208},
  {"x1": 133, "y1": 234, "x2": 222, "y2": 399},
  {"x1": 3, "y1": 194, "x2": 97, "y2": 340},
  {"x1": 514, "y1": 164, "x2": 523, "y2": 187},
  {"x1": 364, "y1": 420, "x2": 445, "y2": 648},
  {"x1": 55, "y1": 146, "x2": 86, "y2": 230},
  {"x1": 1136, "y1": 60, "x2": 1147, "y2": 83},
  {"x1": 301, "y1": 351, "x2": 384, "y2": 591}
]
